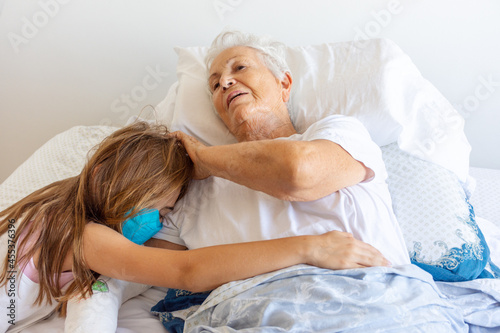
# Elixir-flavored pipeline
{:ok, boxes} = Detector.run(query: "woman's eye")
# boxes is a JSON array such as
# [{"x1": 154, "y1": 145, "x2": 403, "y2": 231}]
[
  {"x1": 210, "y1": 81, "x2": 220, "y2": 92},
  {"x1": 236, "y1": 65, "x2": 245, "y2": 71}
]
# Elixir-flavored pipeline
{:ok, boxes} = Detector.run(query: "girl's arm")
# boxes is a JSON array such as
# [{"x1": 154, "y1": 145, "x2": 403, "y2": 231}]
[{"x1": 80, "y1": 223, "x2": 389, "y2": 292}]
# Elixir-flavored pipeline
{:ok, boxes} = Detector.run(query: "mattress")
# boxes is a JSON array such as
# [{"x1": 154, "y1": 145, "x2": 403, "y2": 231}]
[{"x1": 10, "y1": 165, "x2": 500, "y2": 332}]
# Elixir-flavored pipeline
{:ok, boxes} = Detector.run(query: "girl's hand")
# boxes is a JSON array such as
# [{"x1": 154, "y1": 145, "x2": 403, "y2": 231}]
[{"x1": 306, "y1": 231, "x2": 391, "y2": 270}]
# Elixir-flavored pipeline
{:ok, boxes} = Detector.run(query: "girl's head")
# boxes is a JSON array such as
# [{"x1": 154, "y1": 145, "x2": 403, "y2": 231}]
[
  {"x1": 0, "y1": 121, "x2": 193, "y2": 311},
  {"x1": 67, "y1": 121, "x2": 193, "y2": 303},
  {"x1": 81, "y1": 121, "x2": 193, "y2": 229}
]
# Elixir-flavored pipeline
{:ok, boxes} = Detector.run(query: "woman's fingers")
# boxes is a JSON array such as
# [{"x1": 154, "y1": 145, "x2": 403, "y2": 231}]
[
  {"x1": 354, "y1": 241, "x2": 391, "y2": 268},
  {"x1": 311, "y1": 231, "x2": 391, "y2": 270},
  {"x1": 168, "y1": 131, "x2": 211, "y2": 179}
]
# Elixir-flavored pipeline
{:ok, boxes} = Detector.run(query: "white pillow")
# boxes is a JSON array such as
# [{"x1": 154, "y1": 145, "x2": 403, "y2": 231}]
[{"x1": 162, "y1": 38, "x2": 470, "y2": 183}]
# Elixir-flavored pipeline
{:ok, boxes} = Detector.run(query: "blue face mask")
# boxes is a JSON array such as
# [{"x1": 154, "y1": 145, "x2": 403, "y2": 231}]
[{"x1": 122, "y1": 208, "x2": 163, "y2": 245}]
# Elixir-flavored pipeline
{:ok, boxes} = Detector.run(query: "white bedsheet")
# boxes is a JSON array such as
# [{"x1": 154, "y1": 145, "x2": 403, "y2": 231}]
[{"x1": 470, "y1": 166, "x2": 500, "y2": 228}]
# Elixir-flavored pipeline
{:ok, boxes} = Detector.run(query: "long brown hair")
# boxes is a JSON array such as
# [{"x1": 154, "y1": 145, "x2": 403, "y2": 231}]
[{"x1": 0, "y1": 121, "x2": 193, "y2": 312}]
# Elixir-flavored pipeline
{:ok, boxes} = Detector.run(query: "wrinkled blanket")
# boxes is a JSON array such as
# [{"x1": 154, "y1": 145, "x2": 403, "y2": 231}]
[{"x1": 153, "y1": 264, "x2": 500, "y2": 332}]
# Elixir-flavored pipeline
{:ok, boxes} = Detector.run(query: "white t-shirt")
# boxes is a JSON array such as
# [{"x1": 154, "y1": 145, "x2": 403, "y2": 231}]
[
  {"x1": 0, "y1": 269, "x2": 58, "y2": 333},
  {"x1": 156, "y1": 115, "x2": 410, "y2": 266}
]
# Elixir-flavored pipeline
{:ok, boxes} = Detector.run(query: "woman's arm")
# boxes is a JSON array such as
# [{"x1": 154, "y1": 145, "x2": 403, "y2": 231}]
[
  {"x1": 81, "y1": 223, "x2": 389, "y2": 293},
  {"x1": 171, "y1": 131, "x2": 368, "y2": 202}
]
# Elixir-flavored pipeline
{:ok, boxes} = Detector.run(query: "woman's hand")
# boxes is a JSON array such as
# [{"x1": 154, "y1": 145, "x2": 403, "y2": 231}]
[
  {"x1": 169, "y1": 131, "x2": 211, "y2": 180},
  {"x1": 305, "y1": 231, "x2": 391, "y2": 270}
]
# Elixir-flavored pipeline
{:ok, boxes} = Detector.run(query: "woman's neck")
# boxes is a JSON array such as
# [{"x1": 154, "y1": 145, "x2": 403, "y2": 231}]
[{"x1": 235, "y1": 110, "x2": 297, "y2": 142}]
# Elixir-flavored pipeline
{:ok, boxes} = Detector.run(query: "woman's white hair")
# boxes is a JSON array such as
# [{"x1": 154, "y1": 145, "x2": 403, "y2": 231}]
[{"x1": 205, "y1": 30, "x2": 291, "y2": 82}]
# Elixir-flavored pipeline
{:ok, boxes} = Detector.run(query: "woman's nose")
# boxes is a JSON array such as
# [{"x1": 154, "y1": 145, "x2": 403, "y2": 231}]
[{"x1": 221, "y1": 76, "x2": 235, "y2": 90}]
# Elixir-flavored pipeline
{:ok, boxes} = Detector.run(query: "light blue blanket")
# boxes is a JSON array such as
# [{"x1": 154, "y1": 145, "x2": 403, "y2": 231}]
[{"x1": 157, "y1": 264, "x2": 500, "y2": 332}]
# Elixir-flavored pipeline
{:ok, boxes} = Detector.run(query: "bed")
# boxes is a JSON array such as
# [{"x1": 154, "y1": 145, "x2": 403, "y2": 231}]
[{"x1": 1, "y1": 37, "x2": 499, "y2": 332}]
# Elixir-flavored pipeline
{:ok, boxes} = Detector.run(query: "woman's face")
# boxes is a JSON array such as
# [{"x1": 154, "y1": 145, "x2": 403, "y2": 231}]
[{"x1": 208, "y1": 46, "x2": 292, "y2": 140}]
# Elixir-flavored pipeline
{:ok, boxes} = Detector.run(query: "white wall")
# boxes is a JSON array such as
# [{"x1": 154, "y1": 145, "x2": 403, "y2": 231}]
[{"x1": 1, "y1": 0, "x2": 499, "y2": 183}]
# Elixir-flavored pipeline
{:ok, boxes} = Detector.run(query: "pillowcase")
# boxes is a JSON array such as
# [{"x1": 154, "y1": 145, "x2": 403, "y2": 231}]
[
  {"x1": 163, "y1": 38, "x2": 471, "y2": 183},
  {"x1": 381, "y1": 143, "x2": 499, "y2": 281}
]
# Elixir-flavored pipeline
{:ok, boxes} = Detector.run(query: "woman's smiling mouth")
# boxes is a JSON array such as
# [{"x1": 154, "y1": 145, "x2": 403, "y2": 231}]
[{"x1": 227, "y1": 90, "x2": 248, "y2": 108}]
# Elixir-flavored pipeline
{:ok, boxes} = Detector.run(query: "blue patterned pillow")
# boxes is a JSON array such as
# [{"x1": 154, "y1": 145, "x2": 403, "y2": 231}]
[{"x1": 381, "y1": 143, "x2": 500, "y2": 281}]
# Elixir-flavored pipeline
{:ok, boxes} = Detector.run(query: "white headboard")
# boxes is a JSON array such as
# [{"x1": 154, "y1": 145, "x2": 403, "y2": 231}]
[{"x1": 0, "y1": 0, "x2": 499, "y2": 183}]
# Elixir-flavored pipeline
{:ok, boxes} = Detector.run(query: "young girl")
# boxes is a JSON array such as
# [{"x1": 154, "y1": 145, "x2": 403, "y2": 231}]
[{"x1": 0, "y1": 121, "x2": 383, "y2": 332}]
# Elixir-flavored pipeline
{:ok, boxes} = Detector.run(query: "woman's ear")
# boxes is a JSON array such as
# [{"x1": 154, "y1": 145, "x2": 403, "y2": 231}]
[{"x1": 281, "y1": 72, "x2": 293, "y2": 103}]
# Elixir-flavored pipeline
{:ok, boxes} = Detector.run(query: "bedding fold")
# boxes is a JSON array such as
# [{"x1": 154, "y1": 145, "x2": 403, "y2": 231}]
[{"x1": 151, "y1": 264, "x2": 500, "y2": 332}]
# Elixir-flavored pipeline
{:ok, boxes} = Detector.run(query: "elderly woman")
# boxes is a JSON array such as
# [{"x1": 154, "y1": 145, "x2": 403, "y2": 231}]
[{"x1": 158, "y1": 30, "x2": 410, "y2": 268}]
